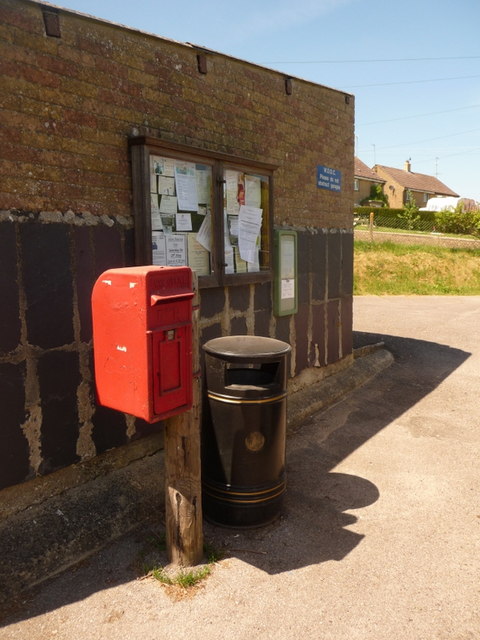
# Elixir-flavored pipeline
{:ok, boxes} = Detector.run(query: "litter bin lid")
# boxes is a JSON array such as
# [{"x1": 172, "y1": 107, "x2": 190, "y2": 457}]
[{"x1": 203, "y1": 335, "x2": 291, "y2": 359}]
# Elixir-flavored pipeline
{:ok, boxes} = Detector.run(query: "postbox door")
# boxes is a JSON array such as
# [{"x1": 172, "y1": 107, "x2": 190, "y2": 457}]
[{"x1": 151, "y1": 327, "x2": 191, "y2": 417}]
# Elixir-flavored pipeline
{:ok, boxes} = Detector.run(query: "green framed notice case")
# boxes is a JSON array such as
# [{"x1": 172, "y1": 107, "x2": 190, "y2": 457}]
[{"x1": 273, "y1": 229, "x2": 298, "y2": 316}]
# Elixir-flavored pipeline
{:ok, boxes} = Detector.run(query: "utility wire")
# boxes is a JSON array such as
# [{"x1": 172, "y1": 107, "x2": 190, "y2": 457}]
[
  {"x1": 359, "y1": 104, "x2": 480, "y2": 126},
  {"x1": 262, "y1": 55, "x2": 480, "y2": 64},
  {"x1": 417, "y1": 147, "x2": 480, "y2": 162},
  {"x1": 365, "y1": 128, "x2": 480, "y2": 151},
  {"x1": 347, "y1": 74, "x2": 480, "y2": 89}
]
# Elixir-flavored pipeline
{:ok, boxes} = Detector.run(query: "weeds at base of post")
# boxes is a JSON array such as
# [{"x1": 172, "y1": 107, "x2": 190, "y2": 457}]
[
  {"x1": 150, "y1": 564, "x2": 212, "y2": 589},
  {"x1": 138, "y1": 533, "x2": 223, "y2": 595}
]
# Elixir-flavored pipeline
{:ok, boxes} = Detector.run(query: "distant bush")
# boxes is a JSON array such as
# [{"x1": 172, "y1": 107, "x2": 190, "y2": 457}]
[
  {"x1": 354, "y1": 204, "x2": 480, "y2": 237},
  {"x1": 434, "y1": 206, "x2": 480, "y2": 237}
]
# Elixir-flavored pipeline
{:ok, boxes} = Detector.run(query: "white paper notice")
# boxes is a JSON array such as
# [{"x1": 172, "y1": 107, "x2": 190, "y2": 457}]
[
  {"x1": 228, "y1": 215, "x2": 239, "y2": 241},
  {"x1": 150, "y1": 174, "x2": 157, "y2": 194},
  {"x1": 245, "y1": 174, "x2": 262, "y2": 207},
  {"x1": 281, "y1": 278, "x2": 295, "y2": 299},
  {"x1": 151, "y1": 193, "x2": 159, "y2": 214},
  {"x1": 175, "y1": 213, "x2": 192, "y2": 231},
  {"x1": 225, "y1": 169, "x2": 240, "y2": 215},
  {"x1": 196, "y1": 167, "x2": 211, "y2": 204},
  {"x1": 166, "y1": 234, "x2": 187, "y2": 266},
  {"x1": 151, "y1": 156, "x2": 175, "y2": 177},
  {"x1": 160, "y1": 214, "x2": 174, "y2": 233},
  {"x1": 151, "y1": 213, "x2": 163, "y2": 231},
  {"x1": 151, "y1": 194, "x2": 163, "y2": 230},
  {"x1": 234, "y1": 247, "x2": 247, "y2": 273},
  {"x1": 224, "y1": 233, "x2": 235, "y2": 274},
  {"x1": 281, "y1": 235, "x2": 296, "y2": 278},
  {"x1": 175, "y1": 162, "x2": 198, "y2": 212},
  {"x1": 158, "y1": 176, "x2": 176, "y2": 196},
  {"x1": 238, "y1": 205, "x2": 262, "y2": 264},
  {"x1": 247, "y1": 246, "x2": 260, "y2": 272},
  {"x1": 187, "y1": 234, "x2": 210, "y2": 276},
  {"x1": 196, "y1": 212, "x2": 212, "y2": 252},
  {"x1": 152, "y1": 232, "x2": 166, "y2": 265},
  {"x1": 159, "y1": 195, "x2": 177, "y2": 214}
]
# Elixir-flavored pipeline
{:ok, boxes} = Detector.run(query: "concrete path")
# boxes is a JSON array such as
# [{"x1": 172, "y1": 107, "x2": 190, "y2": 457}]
[{"x1": 1, "y1": 296, "x2": 479, "y2": 640}]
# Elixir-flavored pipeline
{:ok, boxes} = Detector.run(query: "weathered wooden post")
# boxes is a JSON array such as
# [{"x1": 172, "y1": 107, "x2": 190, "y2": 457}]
[
  {"x1": 369, "y1": 210, "x2": 375, "y2": 242},
  {"x1": 164, "y1": 272, "x2": 203, "y2": 566}
]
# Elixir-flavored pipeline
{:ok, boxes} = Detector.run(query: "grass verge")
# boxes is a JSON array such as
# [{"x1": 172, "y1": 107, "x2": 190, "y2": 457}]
[{"x1": 354, "y1": 240, "x2": 480, "y2": 295}]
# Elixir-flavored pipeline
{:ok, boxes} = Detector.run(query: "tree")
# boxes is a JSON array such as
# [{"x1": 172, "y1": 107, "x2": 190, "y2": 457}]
[
  {"x1": 400, "y1": 190, "x2": 420, "y2": 230},
  {"x1": 370, "y1": 183, "x2": 389, "y2": 206},
  {"x1": 360, "y1": 183, "x2": 389, "y2": 207}
]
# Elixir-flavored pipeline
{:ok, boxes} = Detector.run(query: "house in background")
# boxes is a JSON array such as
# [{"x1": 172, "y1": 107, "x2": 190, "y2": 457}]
[
  {"x1": 374, "y1": 160, "x2": 459, "y2": 209},
  {"x1": 354, "y1": 157, "x2": 386, "y2": 206}
]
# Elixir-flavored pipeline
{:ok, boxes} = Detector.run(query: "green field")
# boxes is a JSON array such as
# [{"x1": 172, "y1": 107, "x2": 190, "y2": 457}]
[{"x1": 354, "y1": 240, "x2": 480, "y2": 295}]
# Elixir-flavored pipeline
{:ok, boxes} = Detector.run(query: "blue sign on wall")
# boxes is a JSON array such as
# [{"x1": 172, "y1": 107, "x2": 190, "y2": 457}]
[{"x1": 317, "y1": 165, "x2": 342, "y2": 192}]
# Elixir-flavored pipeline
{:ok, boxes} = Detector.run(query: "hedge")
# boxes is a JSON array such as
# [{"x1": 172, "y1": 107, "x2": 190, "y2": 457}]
[
  {"x1": 354, "y1": 206, "x2": 480, "y2": 236},
  {"x1": 354, "y1": 207, "x2": 436, "y2": 230}
]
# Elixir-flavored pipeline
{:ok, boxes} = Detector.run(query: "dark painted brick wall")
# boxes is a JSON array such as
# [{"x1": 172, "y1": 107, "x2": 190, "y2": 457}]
[
  {"x1": 341, "y1": 232, "x2": 354, "y2": 297},
  {"x1": 294, "y1": 303, "x2": 309, "y2": 375},
  {"x1": 311, "y1": 232, "x2": 327, "y2": 302},
  {"x1": 73, "y1": 226, "x2": 96, "y2": 344},
  {"x1": 0, "y1": 221, "x2": 352, "y2": 491},
  {"x1": 327, "y1": 300, "x2": 340, "y2": 365},
  {"x1": 38, "y1": 350, "x2": 80, "y2": 473},
  {"x1": 0, "y1": 224, "x2": 20, "y2": 354},
  {"x1": 0, "y1": 362, "x2": 29, "y2": 487},
  {"x1": 22, "y1": 222, "x2": 74, "y2": 349},
  {"x1": 327, "y1": 232, "x2": 342, "y2": 300},
  {"x1": 312, "y1": 303, "x2": 326, "y2": 368},
  {"x1": 341, "y1": 297, "x2": 353, "y2": 357},
  {"x1": 229, "y1": 286, "x2": 250, "y2": 313},
  {"x1": 91, "y1": 406, "x2": 128, "y2": 455}
]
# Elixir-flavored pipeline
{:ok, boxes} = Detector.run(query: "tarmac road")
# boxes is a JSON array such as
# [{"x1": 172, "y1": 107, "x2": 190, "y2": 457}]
[{"x1": 1, "y1": 296, "x2": 479, "y2": 640}]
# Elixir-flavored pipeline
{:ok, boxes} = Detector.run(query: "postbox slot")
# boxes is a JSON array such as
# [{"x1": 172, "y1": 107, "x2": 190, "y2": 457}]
[{"x1": 150, "y1": 292, "x2": 194, "y2": 306}]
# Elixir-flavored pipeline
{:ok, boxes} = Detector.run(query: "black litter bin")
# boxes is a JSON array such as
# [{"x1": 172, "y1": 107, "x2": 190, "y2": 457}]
[{"x1": 202, "y1": 335, "x2": 291, "y2": 527}]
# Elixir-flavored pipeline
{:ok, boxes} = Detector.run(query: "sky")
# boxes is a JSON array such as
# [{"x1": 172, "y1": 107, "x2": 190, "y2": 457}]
[{"x1": 50, "y1": 0, "x2": 480, "y2": 202}]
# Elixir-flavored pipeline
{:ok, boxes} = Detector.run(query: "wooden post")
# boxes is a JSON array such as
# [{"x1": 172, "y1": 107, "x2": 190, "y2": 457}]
[
  {"x1": 369, "y1": 211, "x2": 375, "y2": 242},
  {"x1": 164, "y1": 272, "x2": 203, "y2": 566}
]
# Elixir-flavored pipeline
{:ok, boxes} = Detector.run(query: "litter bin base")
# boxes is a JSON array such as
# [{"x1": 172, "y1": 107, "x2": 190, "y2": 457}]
[{"x1": 203, "y1": 477, "x2": 286, "y2": 528}]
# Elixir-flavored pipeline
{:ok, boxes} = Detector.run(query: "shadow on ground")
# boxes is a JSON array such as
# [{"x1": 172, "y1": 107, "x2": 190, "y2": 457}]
[{"x1": 1, "y1": 332, "x2": 470, "y2": 625}]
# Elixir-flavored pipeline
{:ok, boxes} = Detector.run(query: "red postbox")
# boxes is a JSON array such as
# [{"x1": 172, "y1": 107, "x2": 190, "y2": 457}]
[{"x1": 91, "y1": 266, "x2": 193, "y2": 423}]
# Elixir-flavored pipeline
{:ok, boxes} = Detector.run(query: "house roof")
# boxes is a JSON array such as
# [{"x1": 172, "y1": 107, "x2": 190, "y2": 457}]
[
  {"x1": 354, "y1": 157, "x2": 384, "y2": 182},
  {"x1": 374, "y1": 164, "x2": 459, "y2": 197}
]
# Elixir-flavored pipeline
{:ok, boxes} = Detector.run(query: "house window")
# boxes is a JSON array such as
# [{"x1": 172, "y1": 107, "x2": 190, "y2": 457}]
[
  {"x1": 354, "y1": 179, "x2": 359, "y2": 191},
  {"x1": 130, "y1": 137, "x2": 275, "y2": 287},
  {"x1": 423, "y1": 193, "x2": 429, "y2": 203}
]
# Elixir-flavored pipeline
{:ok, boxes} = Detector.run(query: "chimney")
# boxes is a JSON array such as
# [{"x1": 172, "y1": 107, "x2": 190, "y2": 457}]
[{"x1": 404, "y1": 159, "x2": 411, "y2": 172}]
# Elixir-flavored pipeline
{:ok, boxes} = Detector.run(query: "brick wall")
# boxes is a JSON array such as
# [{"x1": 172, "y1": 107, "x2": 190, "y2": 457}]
[{"x1": 0, "y1": 0, "x2": 354, "y2": 491}]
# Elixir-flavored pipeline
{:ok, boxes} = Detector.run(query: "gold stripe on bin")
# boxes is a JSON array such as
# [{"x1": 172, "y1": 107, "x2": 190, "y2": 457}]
[
  {"x1": 203, "y1": 486, "x2": 286, "y2": 505},
  {"x1": 207, "y1": 391, "x2": 287, "y2": 405},
  {"x1": 203, "y1": 480, "x2": 285, "y2": 502}
]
